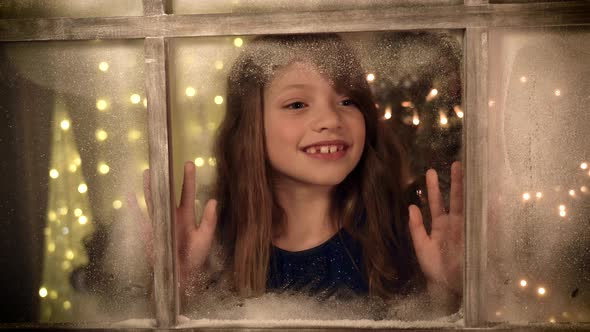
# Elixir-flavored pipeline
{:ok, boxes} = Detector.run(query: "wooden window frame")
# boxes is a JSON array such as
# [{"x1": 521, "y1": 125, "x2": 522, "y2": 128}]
[{"x1": 1, "y1": 0, "x2": 589, "y2": 329}]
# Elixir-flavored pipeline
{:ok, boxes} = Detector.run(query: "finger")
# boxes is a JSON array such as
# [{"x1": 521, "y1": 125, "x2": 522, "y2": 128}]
[
  {"x1": 408, "y1": 205, "x2": 429, "y2": 258},
  {"x1": 196, "y1": 199, "x2": 218, "y2": 241},
  {"x1": 426, "y1": 168, "x2": 445, "y2": 220},
  {"x1": 179, "y1": 161, "x2": 196, "y2": 210},
  {"x1": 143, "y1": 169, "x2": 154, "y2": 219},
  {"x1": 188, "y1": 199, "x2": 218, "y2": 268},
  {"x1": 126, "y1": 192, "x2": 154, "y2": 266}
]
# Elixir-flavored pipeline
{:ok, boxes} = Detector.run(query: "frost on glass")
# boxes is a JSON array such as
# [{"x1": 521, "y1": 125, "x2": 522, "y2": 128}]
[
  {"x1": 0, "y1": 40, "x2": 151, "y2": 323},
  {"x1": 170, "y1": 31, "x2": 463, "y2": 326},
  {"x1": 172, "y1": 0, "x2": 461, "y2": 15},
  {"x1": 487, "y1": 27, "x2": 590, "y2": 324},
  {"x1": 0, "y1": 0, "x2": 142, "y2": 19}
]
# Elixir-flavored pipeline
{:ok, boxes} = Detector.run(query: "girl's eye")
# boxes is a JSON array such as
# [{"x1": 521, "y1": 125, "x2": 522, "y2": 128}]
[
  {"x1": 286, "y1": 101, "x2": 307, "y2": 110},
  {"x1": 340, "y1": 99, "x2": 358, "y2": 107}
]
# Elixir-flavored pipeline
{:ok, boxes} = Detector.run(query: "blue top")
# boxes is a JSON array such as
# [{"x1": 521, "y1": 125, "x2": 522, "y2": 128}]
[{"x1": 266, "y1": 229, "x2": 369, "y2": 299}]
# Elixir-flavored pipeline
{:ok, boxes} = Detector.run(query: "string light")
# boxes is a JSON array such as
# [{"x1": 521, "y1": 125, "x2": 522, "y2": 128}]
[
  {"x1": 581, "y1": 186, "x2": 588, "y2": 193},
  {"x1": 186, "y1": 86, "x2": 196, "y2": 97},
  {"x1": 49, "y1": 169, "x2": 59, "y2": 179},
  {"x1": 63, "y1": 300, "x2": 71, "y2": 310},
  {"x1": 401, "y1": 101, "x2": 414, "y2": 108},
  {"x1": 366, "y1": 73, "x2": 375, "y2": 82},
  {"x1": 208, "y1": 157, "x2": 216, "y2": 166},
  {"x1": 39, "y1": 287, "x2": 48, "y2": 298},
  {"x1": 520, "y1": 76, "x2": 527, "y2": 83},
  {"x1": 95, "y1": 129, "x2": 108, "y2": 141},
  {"x1": 112, "y1": 200, "x2": 123, "y2": 209},
  {"x1": 96, "y1": 99, "x2": 108, "y2": 111},
  {"x1": 130, "y1": 94, "x2": 141, "y2": 104},
  {"x1": 536, "y1": 192, "x2": 542, "y2": 198},
  {"x1": 194, "y1": 157, "x2": 205, "y2": 167},
  {"x1": 74, "y1": 157, "x2": 81, "y2": 166},
  {"x1": 554, "y1": 89, "x2": 561, "y2": 96},
  {"x1": 47, "y1": 242, "x2": 55, "y2": 253},
  {"x1": 78, "y1": 183, "x2": 88, "y2": 194},
  {"x1": 61, "y1": 261, "x2": 71, "y2": 271},
  {"x1": 538, "y1": 287, "x2": 547, "y2": 296},
  {"x1": 78, "y1": 215, "x2": 88, "y2": 225},
  {"x1": 49, "y1": 290, "x2": 58, "y2": 300},
  {"x1": 426, "y1": 88, "x2": 439, "y2": 101},
  {"x1": 439, "y1": 113, "x2": 448, "y2": 125},
  {"x1": 98, "y1": 163, "x2": 110, "y2": 175},
  {"x1": 453, "y1": 105, "x2": 464, "y2": 118},
  {"x1": 384, "y1": 106, "x2": 392, "y2": 120},
  {"x1": 522, "y1": 192, "x2": 531, "y2": 201},
  {"x1": 412, "y1": 114, "x2": 420, "y2": 126},
  {"x1": 98, "y1": 61, "x2": 109, "y2": 72},
  {"x1": 488, "y1": 100, "x2": 495, "y2": 107},
  {"x1": 569, "y1": 189, "x2": 576, "y2": 197},
  {"x1": 214, "y1": 96, "x2": 224, "y2": 105},
  {"x1": 127, "y1": 129, "x2": 141, "y2": 142},
  {"x1": 520, "y1": 279, "x2": 528, "y2": 287},
  {"x1": 233, "y1": 37, "x2": 244, "y2": 47},
  {"x1": 48, "y1": 211, "x2": 57, "y2": 222},
  {"x1": 214, "y1": 60, "x2": 224, "y2": 70},
  {"x1": 143, "y1": 98, "x2": 147, "y2": 108},
  {"x1": 560, "y1": 210, "x2": 567, "y2": 217},
  {"x1": 74, "y1": 208, "x2": 82, "y2": 217},
  {"x1": 68, "y1": 163, "x2": 77, "y2": 172},
  {"x1": 60, "y1": 120, "x2": 70, "y2": 131},
  {"x1": 58, "y1": 207, "x2": 68, "y2": 216},
  {"x1": 581, "y1": 162, "x2": 588, "y2": 170}
]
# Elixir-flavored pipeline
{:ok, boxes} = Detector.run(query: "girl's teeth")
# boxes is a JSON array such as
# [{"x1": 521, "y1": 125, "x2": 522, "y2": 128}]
[{"x1": 306, "y1": 145, "x2": 345, "y2": 154}]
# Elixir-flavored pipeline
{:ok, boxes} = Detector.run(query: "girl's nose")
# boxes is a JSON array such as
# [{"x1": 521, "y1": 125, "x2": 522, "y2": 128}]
[{"x1": 311, "y1": 102, "x2": 342, "y2": 132}]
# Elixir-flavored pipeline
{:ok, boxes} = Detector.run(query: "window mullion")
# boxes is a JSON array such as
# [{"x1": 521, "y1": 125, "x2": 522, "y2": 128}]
[
  {"x1": 144, "y1": 36, "x2": 178, "y2": 328},
  {"x1": 463, "y1": 25, "x2": 489, "y2": 327}
]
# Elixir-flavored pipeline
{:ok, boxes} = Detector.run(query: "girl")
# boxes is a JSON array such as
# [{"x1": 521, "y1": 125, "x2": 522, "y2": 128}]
[{"x1": 143, "y1": 34, "x2": 463, "y2": 311}]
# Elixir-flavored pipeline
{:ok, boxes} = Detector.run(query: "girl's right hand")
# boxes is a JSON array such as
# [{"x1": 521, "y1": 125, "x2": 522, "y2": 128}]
[{"x1": 130, "y1": 161, "x2": 218, "y2": 294}]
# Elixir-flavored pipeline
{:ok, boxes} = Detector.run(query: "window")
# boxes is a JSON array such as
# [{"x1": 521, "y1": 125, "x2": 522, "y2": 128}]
[{"x1": 0, "y1": 0, "x2": 588, "y2": 329}]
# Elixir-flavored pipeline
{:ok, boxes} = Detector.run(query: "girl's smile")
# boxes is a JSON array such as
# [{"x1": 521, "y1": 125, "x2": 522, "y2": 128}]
[{"x1": 263, "y1": 61, "x2": 366, "y2": 187}]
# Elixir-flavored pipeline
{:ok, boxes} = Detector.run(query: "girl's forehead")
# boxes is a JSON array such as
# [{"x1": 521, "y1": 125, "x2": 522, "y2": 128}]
[{"x1": 267, "y1": 61, "x2": 335, "y2": 91}]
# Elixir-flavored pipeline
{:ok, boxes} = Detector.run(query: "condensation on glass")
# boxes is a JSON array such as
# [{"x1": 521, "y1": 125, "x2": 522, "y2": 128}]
[
  {"x1": 169, "y1": 31, "x2": 463, "y2": 324},
  {"x1": 172, "y1": 0, "x2": 461, "y2": 15},
  {"x1": 0, "y1": 40, "x2": 151, "y2": 323},
  {"x1": 0, "y1": 0, "x2": 142, "y2": 19},
  {"x1": 487, "y1": 27, "x2": 590, "y2": 324}
]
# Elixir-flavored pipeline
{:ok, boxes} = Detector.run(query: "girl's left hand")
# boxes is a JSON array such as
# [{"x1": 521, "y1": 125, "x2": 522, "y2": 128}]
[{"x1": 408, "y1": 161, "x2": 463, "y2": 295}]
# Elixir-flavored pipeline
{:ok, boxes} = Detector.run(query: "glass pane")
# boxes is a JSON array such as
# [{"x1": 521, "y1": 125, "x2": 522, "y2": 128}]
[
  {"x1": 0, "y1": 40, "x2": 152, "y2": 324},
  {"x1": 487, "y1": 27, "x2": 590, "y2": 324},
  {"x1": 173, "y1": 0, "x2": 461, "y2": 15},
  {"x1": 0, "y1": 0, "x2": 142, "y2": 19},
  {"x1": 169, "y1": 31, "x2": 464, "y2": 327}
]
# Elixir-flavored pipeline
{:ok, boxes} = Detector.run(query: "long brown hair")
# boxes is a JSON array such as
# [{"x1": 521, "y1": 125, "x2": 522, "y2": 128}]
[{"x1": 214, "y1": 33, "x2": 422, "y2": 298}]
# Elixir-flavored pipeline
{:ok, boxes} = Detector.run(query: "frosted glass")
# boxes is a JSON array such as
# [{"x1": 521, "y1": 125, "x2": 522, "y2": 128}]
[
  {"x1": 487, "y1": 27, "x2": 590, "y2": 324},
  {"x1": 0, "y1": 40, "x2": 151, "y2": 324},
  {"x1": 0, "y1": 0, "x2": 142, "y2": 19},
  {"x1": 173, "y1": 0, "x2": 461, "y2": 15},
  {"x1": 169, "y1": 31, "x2": 463, "y2": 323}
]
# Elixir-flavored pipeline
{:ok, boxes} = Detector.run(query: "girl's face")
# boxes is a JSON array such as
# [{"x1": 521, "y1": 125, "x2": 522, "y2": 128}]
[{"x1": 263, "y1": 62, "x2": 366, "y2": 187}]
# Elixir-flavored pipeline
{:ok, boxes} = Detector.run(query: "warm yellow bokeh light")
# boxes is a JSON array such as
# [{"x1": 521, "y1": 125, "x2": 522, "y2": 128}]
[
  {"x1": 538, "y1": 287, "x2": 546, "y2": 295},
  {"x1": 98, "y1": 163, "x2": 110, "y2": 174},
  {"x1": 96, "y1": 99, "x2": 108, "y2": 111},
  {"x1": 214, "y1": 95, "x2": 224, "y2": 105},
  {"x1": 581, "y1": 162, "x2": 588, "y2": 170},
  {"x1": 186, "y1": 86, "x2": 196, "y2": 97},
  {"x1": 366, "y1": 73, "x2": 375, "y2": 82},
  {"x1": 60, "y1": 119, "x2": 70, "y2": 131},
  {"x1": 454, "y1": 106, "x2": 464, "y2": 118},
  {"x1": 63, "y1": 301, "x2": 71, "y2": 310},
  {"x1": 401, "y1": 101, "x2": 414, "y2": 108},
  {"x1": 429, "y1": 89, "x2": 439, "y2": 97},
  {"x1": 96, "y1": 129, "x2": 108, "y2": 141},
  {"x1": 39, "y1": 287, "x2": 48, "y2": 298},
  {"x1": 65, "y1": 250, "x2": 74, "y2": 260},
  {"x1": 78, "y1": 215, "x2": 88, "y2": 225},
  {"x1": 207, "y1": 122, "x2": 217, "y2": 131},
  {"x1": 78, "y1": 183, "x2": 88, "y2": 194},
  {"x1": 519, "y1": 279, "x2": 527, "y2": 287},
  {"x1": 208, "y1": 157, "x2": 216, "y2": 166},
  {"x1": 214, "y1": 60, "x2": 224, "y2": 70},
  {"x1": 581, "y1": 186, "x2": 588, "y2": 193},
  {"x1": 68, "y1": 163, "x2": 77, "y2": 172},
  {"x1": 536, "y1": 192, "x2": 543, "y2": 198},
  {"x1": 49, "y1": 290, "x2": 58, "y2": 300},
  {"x1": 384, "y1": 107, "x2": 392, "y2": 120},
  {"x1": 439, "y1": 114, "x2": 448, "y2": 125},
  {"x1": 412, "y1": 115, "x2": 420, "y2": 126},
  {"x1": 62, "y1": 260, "x2": 71, "y2": 270},
  {"x1": 74, "y1": 157, "x2": 82, "y2": 166},
  {"x1": 554, "y1": 89, "x2": 561, "y2": 96},
  {"x1": 47, "y1": 242, "x2": 56, "y2": 253},
  {"x1": 569, "y1": 189, "x2": 575, "y2": 196},
  {"x1": 549, "y1": 317, "x2": 556, "y2": 323},
  {"x1": 98, "y1": 61, "x2": 109, "y2": 72},
  {"x1": 130, "y1": 94, "x2": 141, "y2": 104},
  {"x1": 522, "y1": 192, "x2": 531, "y2": 201},
  {"x1": 127, "y1": 129, "x2": 141, "y2": 142},
  {"x1": 48, "y1": 211, "x2": 57, "y2": 222},
  {"x1": 58, "y1": 207, "x2": 68, "y2": 216},
  {"x1": 194, "y1": 157, "x2": 205, "y2": 167},
  {"x1": 49, "y1": 169, "x2": 59, "y2": 179},
  {"x1": 143, "y1": 98, "x2": 147, "y2": 108},
  {"x1": 520, "y1": 76, "x2": 527, "y2": 83},
  {"x1": 74, "y1": 208, "x2": 83, "y2": 217},
  {"x1": 559, "y1": 210, "x2": 567, "y2": 217},
  {"x1": 113, "y1": 200, "x2": 123, "y2": 209},
  {"x1": 559, "y1": 204, "x2": 566, "y2": 211},
  {"x1": 233, "y1": 37, "x2": 244, "y2": 47}
]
